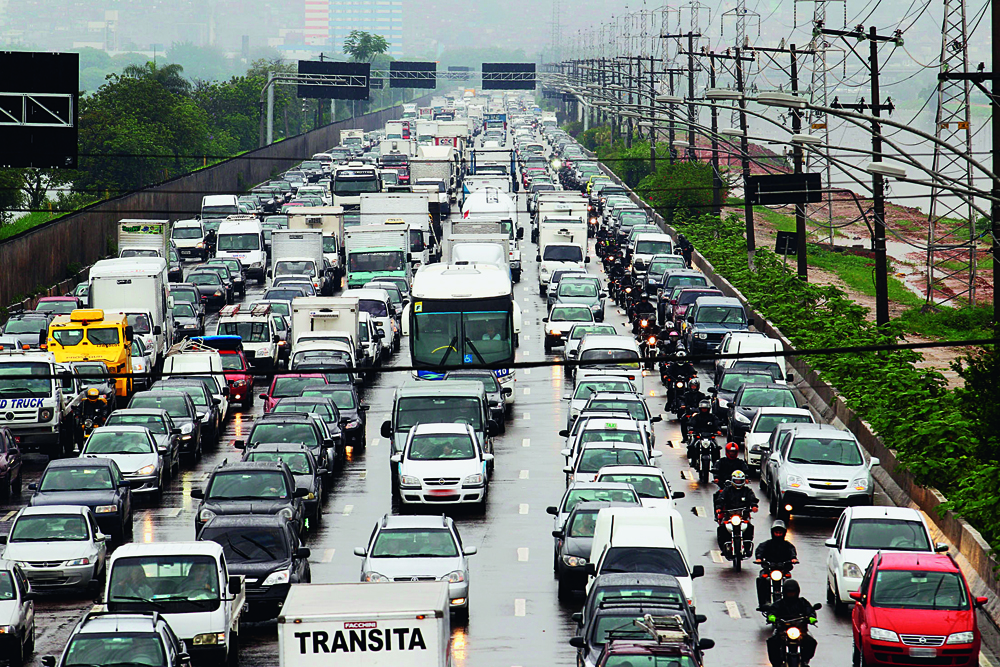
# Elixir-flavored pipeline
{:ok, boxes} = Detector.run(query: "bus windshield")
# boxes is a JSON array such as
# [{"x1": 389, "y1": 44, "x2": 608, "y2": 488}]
[{"x1": 412, "y1": 307, "x2": 513, "y2": 367}]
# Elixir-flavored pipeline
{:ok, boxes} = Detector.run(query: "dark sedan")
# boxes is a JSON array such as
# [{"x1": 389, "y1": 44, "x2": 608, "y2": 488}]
[
  {"x1": 240, "y1": 412, "x2": 334, "y2": 477},
  {"x1": 727, "y1": 382, "x2": 799, "y2": 443},
  {"x1": 553, "y1": 501, "x2": 633, "y2": 600},
  {"x1": 239, "y1": 443, "x2": 324, "y2": 529},
  {"x1": 299, "y1": 385, "x2": 369, "y2": 449},
  {"x1": 269, "y1": 397, "x2": 346, "y2": 471},
  {"x1": 195, "y1": 265, "x2": 237, "y2": 302},
  {"x1": 171, "y1": 301, "x2": 204, "y2": 341},
  {"x1": 0, "y1": 426, "x2": 23, "y2": 501},
  {"x1": 128, "y1": 390, "x2": 202, "y2": 462},
  {"x1": 186, "y1": 271, "x2": 229, "y2": 310},
  {"x1": 191, "y1": 461, "x2": 308, "y2": 537},
  {"x1": 709, "y1": 370, "x2": 775, "y2": 420},
  {"x1": 27, "y1": 458, "x2": 133, "y2": 542},
  {"x1": 204, "y1": 258, "x2": 246, "y2": 298},
  {"x1": 198, "y1": 515, "x2": 310, "y2": 620}
]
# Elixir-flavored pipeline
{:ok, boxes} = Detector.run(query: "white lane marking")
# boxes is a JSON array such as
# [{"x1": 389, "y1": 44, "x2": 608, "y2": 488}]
[
  {"x1": 695, "y1": 506, "x2": 706, "y2": 518},
  {"x1": 680, "y1": 470, "x2": 692, "y2": 481},
  {"x1": 514, "y1": 598, "x2": 526, "y2": 616},
  {"x1": 165, "y1": 508, "x2": 182, "y2": 518},
  {"x1": 725, "y1": 600, "x2": 742, "y2": 619},
  {"x1": 369, "y1": 438, "x2": 381, "y2": 447},
  {"x1": 711, "y1": 550, "x2": 725, "y2": 564},
  {"x1": 523, "y1": 368, "x2": 531, "y2": 375},
  {"x1": 517, "y1": 547, "x2": 529, "y2": 562},
  {"x1": 519, "y1": 469, "x2": 530, "y2": 479},
  {"x1": 342, "y1": 505, "x2": 354, "y2": 516},
  {"x1": 522, "y1": 438, "x2": 530, "y2": 447},
  {"x1": 523, "y1": 412, "x2": 531, "y2": 420},
  {"x1": 359, "y1": 471, "x2": 367, "y2": 480},
  {"x1": 523, "y1": 297, "x2": 530, "y2": 302},
  {"x1": 321, "y1": 548, "x2": 336, "y2": 563},
  {"x1": 523, "y1": 335, "x2": 530, "y2": 340},
  {"x1": 0, "y1": 511, "x2": 16, "y2": 522},
  {"x1": 519, "y1": 503, "x2": 529, "y2": 514},
  {"x1": 523, "y1": 387, "x2": 531, "y2": 395},
  {"x1": 523, "y1": 350, "x2": 530, "y2": 357}
]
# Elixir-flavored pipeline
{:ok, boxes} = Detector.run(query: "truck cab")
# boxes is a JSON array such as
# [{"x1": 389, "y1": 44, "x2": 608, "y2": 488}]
[
  {"x1": 215, "y1": 304, "x2": 279, "y2": 370},
  {"x1": 537, "y1": 217, "x2": 589, "y2": 296},
  {"x1": 0, "y1": 349, "x2": 81, "y2": 458},
  {"x1": 47, "y1": 309, "x2": 134, "y2": 398},
  {"x1": 216, "y1": 216, "x2": 266, "y2": 283}
]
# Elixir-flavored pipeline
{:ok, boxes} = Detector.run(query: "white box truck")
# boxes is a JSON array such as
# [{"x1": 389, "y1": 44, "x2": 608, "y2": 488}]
[
  {"x1": 537, "y1": 217, "x2": 588, "y2": 295},
  {"x1": 277, "y1": 582, "x2": 450, "y2": 667},
  {"x1": 88, "y1": 257, "x2": 174, "y2": 361},
  {"x1": 412, "y1": 146, "x2": 458, "y2": 198},
  {"x1": 288, "y1": 206, "x2": 346, "y2": 284},
  {"x1": 359, "y1": 193, "x2": 436, "y2": 266},
  {"x1": 343, "y1": 225, "x2": 410, "y2": 289},
  {"x1": 340, "y1": 128, "x2": 365, "y2": 154},
  {"x1": 118, "y1": 219, "x2": 169, "y2": 258},
  {"x1": 271, "y1": 229, "x2": 333, "y2": 296},
  {"x1": 291, "y1": 296, "x2": 361, "y2": 357}
]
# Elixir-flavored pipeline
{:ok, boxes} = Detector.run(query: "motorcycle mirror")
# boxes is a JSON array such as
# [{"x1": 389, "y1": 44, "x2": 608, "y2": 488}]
[
  {"x1": 695, "y1": 614, "x2": 708, "y2": 624},
  {"x1": 813, "y1": 603, "x2": 823, "y2": 611}
]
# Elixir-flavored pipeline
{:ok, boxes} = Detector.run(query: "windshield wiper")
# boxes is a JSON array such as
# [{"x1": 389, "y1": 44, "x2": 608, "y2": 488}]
[
  {"x1": 241, "y1": 534, "x2": 277, "y2": 560},
  {"x1": 438, "y1": 336, "x2": 460, "y2": 366},
  {"x1": 154, "y1": 595, "x2": 212, "y2": 608},
  {"x1": 110, "y1": 595, "x2": 165, "y2": 609},
  {"x1": 465, "y1": 340, "x2": 488, "y2": 365},
  {"x1": 226, "y1": 537, "x2": 252, "y2": 561}
]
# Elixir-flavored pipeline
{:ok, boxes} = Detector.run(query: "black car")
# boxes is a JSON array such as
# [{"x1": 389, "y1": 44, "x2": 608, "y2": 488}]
[
  {"x1": 270, "y1": 397, "x2": 346, "y2": 470},
  {"x1": 198, "y1": 514, "x2": 310, "y2": 620},
  {"x1": 553, "y1": 501, "x2": 634, "y2": 600},
  {"x1": 151, "y1": 379, "x2": 221, "y2": 445},
  {"x1": 239, "y1": 443, "x2": 323, "y2": 528},
  {"x1": 44, "y1": 609, "x2": 191, "y2": 667},
  {"x1": 186, "y1": 271, "x2": 229, "y2": 310},
  {"x1": 27, "y1": 458, "x2": 133, "y2": 542},
  {"x1": 167, "y1": 247, "x2": 184, "y2": 283},
  {"x1": 709, "y1": 370, "x2": 776, "y2": 420},
  {"x1": 171, "y1": 301, "x2": 204, "y2": 341},
  {"x1": 168, "y1": 283, "x2": 207, "y2": 319},
  {"x1": 262, "y1": 288, "x2": 308, "y2": 302},
  {"x1": 1, "y1": 311, "x2": 53, "y2": 348},
  {"x1": 191, "y1": 461, "x2": 308, "y2": 537},
  {"x1": 444, "y1": 369, "x2": 511, "y2": 432},
  {"x1": 204, "y1": 258, "x2": 246, "y2": 298},
  {"x1": 726, "y1": 382, "x2": 799, "y2": 443},
  {"x1": 239, "y1": 412, "x2": 334, "y2": 477},
  {"x1": 299, "y1": 385, "x2": 369, "y2": 449},
  {"x1": 571, "y1": 599, "x2": 703, "y2": 667},
  {"x1": 195, "y1": 265, "x2": 236, "y2": 302},
  {"x1": 128, "y1": 390, "x2": 202, "y2": 461},
  {"x1": 0, "y1": 426, "x2": 23, "y2": 501}
]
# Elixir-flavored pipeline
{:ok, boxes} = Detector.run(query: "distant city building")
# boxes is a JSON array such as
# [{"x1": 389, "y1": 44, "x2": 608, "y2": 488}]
[{"x1": 301, "y1": 0, "x2": 403, "y2": 57}]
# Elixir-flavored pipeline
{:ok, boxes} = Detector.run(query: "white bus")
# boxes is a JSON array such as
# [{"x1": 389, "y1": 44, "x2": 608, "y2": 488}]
[
  {"x1": 332, "y1": 163, "x2": 381, "y2": 213},
  {"x1": 402, "y1": 263, "x2": 521, "y2": 408}
]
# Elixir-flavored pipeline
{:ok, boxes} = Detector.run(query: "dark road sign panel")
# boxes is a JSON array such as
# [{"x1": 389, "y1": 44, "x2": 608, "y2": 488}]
[
  {"x1": 0, "y1": 51, "x2": 78, "y2": 168},
  {"x1": 389, "y1": 61, "x2": 437, "y2": 89},
  {"x1": 746, "y1": 173, "x2": 822, "y2": 206},
  {"x1": 297, "y1": 61, "x2": 370, "y2": 100},
  {"x1": 481, "y1": 63, "x2": 536, "y2": 90}
]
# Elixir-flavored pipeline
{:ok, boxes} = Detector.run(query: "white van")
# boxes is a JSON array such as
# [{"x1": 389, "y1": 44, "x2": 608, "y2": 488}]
[
  {"x1": 588, "y1": 507, "x2": 704, "y2": 607},
  {"x1": 343, "y1": 287, "x2": 397, "y2": 354},
  {"x1": 216, "y1": 216, "x2": 266, "y2": 283},
  {"x1": 201, "y1": 194, "x2": 240, "y2": 221},
  {"x1": 162, "y1": 345, "x2": 230, "y2": 420},
  {"x1": 170, "y1": 219, "x2": 208, "y2": 261},
  {"x1": 714, "y1": 332, "x2": 786, "y2": 384}
]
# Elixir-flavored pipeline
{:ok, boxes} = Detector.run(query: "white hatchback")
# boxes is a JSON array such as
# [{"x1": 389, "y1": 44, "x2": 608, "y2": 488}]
[{"x1": 393, "y1": 423, "x2": 494, "y2": 511}]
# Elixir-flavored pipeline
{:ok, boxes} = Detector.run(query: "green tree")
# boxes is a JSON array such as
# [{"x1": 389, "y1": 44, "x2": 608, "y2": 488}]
[
  {"x1": 0, "y1": 170, "x2": 26, "y2": 224},
  {"x1": 343, "y1": 31, "x2": 389, "y2": 62},
  {"x1": 121, "y1": 61, "x2": 192, "y2": 97},
  {"x1": 193, "y1": 74, "x2": 266, "y2": 152}
]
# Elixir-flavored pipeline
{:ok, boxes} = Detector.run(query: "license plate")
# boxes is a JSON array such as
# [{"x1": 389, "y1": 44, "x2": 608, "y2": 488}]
[
  {"x1": 428, "y1": 489, "x2": 455, "y2": 495},
  {"x1": 908, "y1": 647, "x2": 937, "y2": 658}
]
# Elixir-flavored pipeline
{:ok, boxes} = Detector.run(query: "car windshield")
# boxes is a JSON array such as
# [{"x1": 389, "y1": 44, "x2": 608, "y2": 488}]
[
  {"x1": 845, "y1": 518, "x2": 932, "y2": 551},
  {"x1": 173, "y1": 227, "x2": 203, "y2": 239},
  {"x1": 130, "y1": 394, "x2": 189, "y2": 417},
  {"x1": 274, "y1": 401, "x2": 336, "y2": 422},
  {"x1": 249, "y1": 423, "x2": 319, "y2": 447},
  {"x1": 202, "y1": 527, "x2": 290, "y2": 563},
  {"x1": 720, "y1": 372, "x2": 773, "y2": 392},
  {"x1": 84, "y1": 430, "x2": 153, "y2": 454},
  {"x1": 219, "y1": 354, "x2": 246, "y2": 371},
  {"x1": 599, "y1": 474, "x2": 667, "y2": 499},
  {"x1": 108, "y1": 555, "x2": 220, "y2": 610},
  {"x1": 635, "y1": 240, "x2": 673, "y2": 255},
  {"x1": 787, "y1": 437, "x2": 864, "y2": 466},
  {"x1": 272, "y1": 376, "x2": 325, "y2": 398},
  {"x1": 0, "y1": 361, "x2": 51, "y2": 397},
  {"x1": 188, "y1": 273, "x2": 221, "y2": 286},
  {"x1": 126, "y1": 313, "x2": 151, "y2": 334},
  {"x1": 65, "y1": 635, "x2": 167, "y2": 667},
  {"x1": 574, "y1": 381, "x2": 632, "y2": 399},
  {"x1": 551, "y1": 306, "x2": 593, "y2": 322},
  {"x1": 172, "y1": 303, "x2": 197, "y2": 318},
  {"x1": 754, "y1": 413, "x2": 813, "y2": 433},
  {"x1": 580, "y1": 428, "x2": 642, "y2": 444},
  {"x1": 587, "y1": 400, "x2": 646, "y2": 420},
  {"x1": 246, "y1": 451, "x2": 312, "y2": 475},
  {"x1": 872, "y1": 570, "x2": 968, "y2": 610},
  {"x1": 207, "y1": 471, "x2": 290, "y2": 499},
  {"x1": 172, "y1": 288, "x2": 199, "y2": 303},
  {"x1": 543, "y1": 246, "x2": 584, "y2": 262},
  {"x1": 738, "y1": 387, "x2": 796, "y2": 408},
  {"x1": 0, "y1": 572, "x2": 13, "y2": 600},
  {"x1": 2, "y1": 318, "x2": 45, "y2": 335},
  {"x1": 51, "y1": 328, "x2": 84, "y2": 346},
  {"x1": 570, "y1": 325, "x2": 616, "y2": 341},
  {"x1": 408, "y1": 434, "x2": 476, "y2": 460},
  {"x1": 106, "y1": 414, "x2": 168, "y2": 434},
  {"x1": 358, "y1": 299, "x2": 389, "y2": 318},
  {"x1": 591, "y1": 585, "x2": 685, "y2": 609},
  {"x1": 567, "y1": 510, "x2": 600, "y2": 537},
  {"x1": 559, "y1": 282, "x2": 598, "y2": 298},
  {"x1": 665, "y1": 275, "x2": 708, "y2": 289},
  {"x1": 371, "y1": 529, "x2": 459, "y2": 557},
  {"x1": 579, "y1": 349, "x2": 640, "y2": 367},
  {"x1": 349, "y1": 252, "x2": 406, "y2": 273},
  {"x1": 578, "y1": 448, "x2": 647, "y2": 473},
  {"x1": 396, "y1": 396, "x2": 482, "y2": 431},
  {"x1": 40, "y1": 466, "x2": 114, "y2": 491},
  {"x1": 695, "y1": 306, "x2": 746, "y2": 324},
  {"x1": 302, "y1": 389, "x2": 356, "y2": 410},
  {"x1": 605, "y1": 657, "x2": 698, "y2": 667},
  {"x1": 36, "y1": 300, "x2": 77, "y2": 314},
  {"x1": 275, "y1": 261, "x2": 315, "y2": 276},
  {"x1": 160, "y1": 383, "x2": 207, "y2": 407},
  {"x1": 217, "y1": 233, "x2": 260, "y2": 251},
  {"x1": 218, "y1": 321, "x2": 270, "y2": 343},
  {"x1": 601, "y1": 546, "x2": 687, "y2": 577},
  {"x1": 648, "y1": 258, "x2": 685, "y2": 274},
  {"x1": 10, "y1": 514, "x2": 89, "y2": 542}
]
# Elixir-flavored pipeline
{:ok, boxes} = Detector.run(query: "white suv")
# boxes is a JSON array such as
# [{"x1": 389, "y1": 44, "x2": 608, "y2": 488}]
[
  {"x1": 392, "y1": 423, "x2": 493, "y2": 511},
  {"x1": 764, "y1": 424, "x2": 879, "y2": 521}
]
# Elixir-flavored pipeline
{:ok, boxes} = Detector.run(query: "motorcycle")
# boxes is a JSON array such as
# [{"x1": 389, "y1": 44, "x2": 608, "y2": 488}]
[
  {"x1": 759, "y1": 561, "x2": 795, "y2": 612},
  {"x1": 638, "y1": 331, "x2": 660, "y2": 369},
  {"x1": 718, "y1": 506, "x2": 754, "y2": 570},
  {"x1": 692, "y1": 433, "x2": 721, "y2": 484},
  {"x1": 80, "y1": 389, "x2": 110, "y2": 442},
  {"x1": 766, "y1": 607, "x2": 821, "y2": 667}
]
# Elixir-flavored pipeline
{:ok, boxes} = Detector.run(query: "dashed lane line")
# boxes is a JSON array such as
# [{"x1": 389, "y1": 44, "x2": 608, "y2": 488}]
[
  {"x1": 695, "y1": 506, "x2": 706, "y2": 518},
  {"x1": 519, "y1": 503, "x2": 529, "y2": 514},
  {"x1": 725, "y1": 601, "x2": 742, "y2": 619},
  {"x1": 342, "y1": 505, "x2": 354, "y2": 516},
  {"x1": 359, "y1": 471, "x2": 367, "y2": 480},
  {"x1": 517, "y1": 548, "x2": 529, "y2": 562},
  {"x1": 522, "y1": 438, "x2": 530, "y2": 448},
  {"x1": 514, "y1": 599, "x2": 526, "y2": 616},
  {"x1": 1, "y1": 511, "x2": 16, "y2": 522},
  {"x1": 711, "y1": 550, "x2": 725, "y2": 564},
  {"x1": 519, "y1": 469, "x2": 530, "y2": 479}
]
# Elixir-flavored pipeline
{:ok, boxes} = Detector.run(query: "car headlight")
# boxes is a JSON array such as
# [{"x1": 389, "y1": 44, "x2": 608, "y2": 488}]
[
  {"x1": 443, "y1": 570, "x2": 465, "y2": 583},
  {"x1": 192, "y1": 632, "x2": 226, "y2": 646},
  {"x1": 717, "y1": 399, "x2": 729, "y2": 409},
  {"x1": 136, "y1": 464, "x2": 156, "y2": 476},
  {"x1": 541, "y1": 267, "x2": 549, "y2": 274},
  {"x1": 95, "y1": 505, "x2": 117, "y2": 514},
  {"x1": 547, "y1": 328, "x2": 560, "y2": 336},
  {"x1": 346, "y1": 418, "x2": 362, "y2": 428},
  {"x1": 696, "y1": 333, "x2": 708, "y2": 339},
  {"x1": 785, "y1": 474, "x2": 803, "y2": 488},
  {"x1": 65, "y1": 557, "x2": 91, "y2": 567},
  {"x1": 39, "y1": 408, "x2": 54, "y2": 422},
  {"x1": 946, "y1": 632, "x2": 975, "y2": 645},
  {"x1": 870, "y1": 627, "x2": 899, "y2": 643},
  {"x1": 199, "y1": 508, "x2": 216, "y2": 521},
  {"x1": 463, "y1": 473, "x2": 484, "y2": 485},
  {"x1": 562, "y1": 555, "x2": 587, "y2": 567},
  {"x1": 399, "y1": 475, "x2": 421, "y2": 487},
  {"x1": 364, "y1": 571, "x2": 390, "y2": 582},
  {"x1": 278, "y1": 507, "x2": 294, "y2": 520},
  {"x1": 851, "y1": 477, "x2": 869, "y2": 491},
  {"x1": 842, "y1": 562, "x2": 864, "y2": 579},
  {"x1": 0, "y1": 625, "x2": 16, "y2": 634},
  {"x1": 262, "y1": 568, "x2": 291, "y2": 586}
]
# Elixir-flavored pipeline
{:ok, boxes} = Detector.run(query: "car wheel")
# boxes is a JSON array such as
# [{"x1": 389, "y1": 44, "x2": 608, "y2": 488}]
[
  {"x1": 24, "y1": 623, "x2": 34, "y2": 656},
  {"x1": 557, "y1": 575, "x2": 572, "y2": 602},
  {"x1": 544, "y1": 341, "x2": 552, "y2": 354},
  {"x1": 852, "y1": 640, "x2": 863, "y2": 667},
  {"x1": 769, "y1": 487, "x2": 779, "y2": 516},
  {"x1": 0, "y1": 473, "x2": 9, "y2": 502},
  {"x1": 453, "y1": 603, "x2": 469, "y2": 624},
  {"x1": 153, "y1": 475, "x2": 164, "y2": 503},
  {"x1": 12, "y1": 470, "x2": 21, "y2": 497}
]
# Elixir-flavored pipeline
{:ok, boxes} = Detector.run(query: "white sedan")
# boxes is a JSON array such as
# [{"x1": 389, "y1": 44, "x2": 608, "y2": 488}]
[{"x1": 392, "y1": 423, "x2": 494, "y2": 511}]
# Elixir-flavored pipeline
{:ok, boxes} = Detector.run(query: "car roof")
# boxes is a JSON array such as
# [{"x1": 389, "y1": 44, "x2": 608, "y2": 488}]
[
  {"x1": 18, "y1": 504, "x2": 92, "y2": 517},
  {"x1": 44, "y1": 457, "x2": 115, "y2": 469},
  {"x1": 596, "y1": 465, "x2": 665, "y2": 477},
  {"x1": 91, "y1": 425, "x2": 151, "y2": 434},
  {"x1": 76, "y1": 613, "x2": 160, "y2": 635},
  {"x1": 693, "y1": 296, "x2": 743, "y2": 307},
  {"x1": 411, "y1": 422, "x2": 474, "y2": 435},
  {"x1": 844, "y1": 506, "x2": 925, "y2": 522},
  {"x1": 395, "y1": 379, "x2": 485, "y2": 398},
  {"x1": 572, "y1": 500, "x2": 641, "y2": 513},
  {"x1": 580, "y1": 440, "x2": 646, "y2": 451},
  {"x1": 213, "y1": 461, "x2": 289, "y2": 473},
  {"x1": 201, "y1": 514, "x2": 291, "y2": 530},
  {"x1": 875, "y1": 552, "x2": 957, "y2": 572},
  {"x1": 587, "y1": 392, "x2": 643, "y2": 402},
  {"x1": 738, "y1": 382, "x2": 792, "y2": 391},
  {"x1": 591, "y1": 572, "x2": 683, "y2": 589},
  {"x1": 579, "y1": 416, "x2": 642, "y2": 430},
  {"x1": 380, "y1": 513, "x2": 455, "y2": 530},
  {"x1": 752, "y1": 407, "x2": 813, "y2": 418},
  {"x1": 567, "y1": 481, "x2": 637, "y2": 491},
  {"x1": 784, "y1": 423, "x2": 854, "y2": 438},
  {"x1": 578, "y1": 334, "x2": 639, "y2": 348}
]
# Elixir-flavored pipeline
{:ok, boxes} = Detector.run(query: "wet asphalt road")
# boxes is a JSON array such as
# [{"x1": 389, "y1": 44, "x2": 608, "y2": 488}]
[{"x1": 8, "y1": 171, "x2": 909, "y2": 667}]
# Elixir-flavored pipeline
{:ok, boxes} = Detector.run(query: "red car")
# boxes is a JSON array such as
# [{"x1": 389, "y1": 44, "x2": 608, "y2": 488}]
[
  {"x1": 258, "y1": 373, "x2": 327, "y2": 412},
  {"x1": 192, "y1": 336, "x2": 255, "y2": 409},
  {"x1": 34, "y1": 296, "x2": 83, "y2": 316},
  {"x1": 851, "y1": 552, "x2": 988, "y2": 667}
]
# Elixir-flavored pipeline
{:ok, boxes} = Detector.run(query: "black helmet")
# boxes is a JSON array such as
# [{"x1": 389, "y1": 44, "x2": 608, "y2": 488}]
[
  {"x1": 783, "y1": 579, "x2": 801, "y2": 598},
  {"x1": 698, "y1": 400, "x2": 711, "y2": 412},
  {"x1": 640, "y1": 292, "x2": 649, "y2": 300},
  {"x1": 688, "y1": 378, "x2": 700, "y2": 390},
  {"x1": 771, "y1": 521, "x2": 787, "y2": 539}
]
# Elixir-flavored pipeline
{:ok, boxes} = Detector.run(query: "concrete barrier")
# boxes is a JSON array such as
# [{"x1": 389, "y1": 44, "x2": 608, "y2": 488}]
[{"x1": 0, "y1": 96, "x2": 431, "y2": 308}]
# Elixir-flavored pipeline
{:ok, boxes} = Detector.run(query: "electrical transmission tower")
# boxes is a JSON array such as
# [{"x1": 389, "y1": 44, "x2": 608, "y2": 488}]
[
  {"x1": 549, "y1": 0, "x2": 563, "y2": 64},
  {"x1": 925, "y1": 0, "x2": 976, "y2": 307},
  {"x1": 721, "y1": 0, "x2": 760, "y2": 127}
]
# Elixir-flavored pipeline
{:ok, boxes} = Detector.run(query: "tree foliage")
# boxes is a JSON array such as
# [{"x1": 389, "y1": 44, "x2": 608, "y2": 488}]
[{"x1": 343, "y1": 31, "x2": 389, "y2": 62}]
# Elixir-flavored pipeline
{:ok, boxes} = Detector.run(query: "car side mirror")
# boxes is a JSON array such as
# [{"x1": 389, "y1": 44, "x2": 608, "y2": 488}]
[
  {"x1": 0, "y1": 536, "x2": 6, "y2": 545},
  {"x1": 650, "y1": 451, "x2": 662, "y2": 459},
  {"x1": 483, "y1": 454, "x2": 495, "y2": 463},
  {"x1": 672, "y1": 491, "x2": 685, "y2": 499},
  {"x1": 517, "y1": 227, "x2": 524, "y2": 239},
  {"x1": 28, "y1": 483, "x2": 36, "y2": 491},
  {"x1": 707, "y1": 386, "x2": 718, "y2": 395},
  {"x1": 571, "y1": 612, "x2": 583, "y2": 624},
  {"x1": 584, "y1": 563, "x2": 597, "y2": 576},
  {"x1": 463, "y1": 546, "x2": 478, "y2": 556},
  {"x1": 190, "y1": 488, "x2": 204, "y2": 499},
  {"x1": 698, "y1": 639, "x2": 716, "y2": 651},
  {"x1": 934, "y1": 542, "x2": 950, "y2": 553},
  {"x1": 691, "y1": 565, "x2": 705, "y2": 579},
  {"x1": 584, "y1": 257, "x2": 591, "y2": 264},
  {"x1": 228, "y1": 575, "x2": 242, "y2": 596},
  {"x1": 95, "y1": 532, "x2": 108, "y2": 542},
  {"x1": 569, "y1": 637, "x2": 586, "y2": 649},
  {"x1": 687, "y1": 316, "x2": 694, "y2": 324},
  {"x1": 502, "y1": 387, "x2": 513, "y2": 397},
  {"x1": 487, "y1": 420, "x2": 499, "y2": 437},
  {"x1": 869, "y1": 456, "x2": 880, "y2": 467},
  {"x1": 747, "y1": 318, "x2": 755, "y2": 328},
  {"x1": 353, "y1": 547, "x2": 368, "y2": 557},
  {"x1": 41, "y1": 657, "x2": 56, "y2": 667},
  {"x1": 546, "y1": 506, "x2": 558, "y2": 516},
  {"x1": 212, "y1": 397, "x2": 222, "y2": 405},
  {"x1": 650, "y1": 415, "x2": 662, "y2": 423},
  {"x1": 600, "y1": 292, "x2": 607, "y2": 298},
  {"x1": 785, "y1": 373, "x2": 794, "y2": 383},
  {"x1": 390, "y1": 453, "x2": 402, "y2": 464},
  {"x1": 849, "y1": 591, "x2": 862, "y2": 602},
  {"x1": 975, "y1": 596, "x2": 988, "y2": 607},
  {"x1": 221, "y1": 386, "x2": 230, "y2": 397},
  {"x1": 541, "y1": 317, "x2": 548, "y2": 323},
  {"x1": 558, "y1": 429, "x2": 569, "y2": 438},
  {"x1": 551, "y1": 530, "x2": 564, "y2": 538},
  {"x1": 560, "y1": 449, "x2": 571, "y2": 458},
  {"x1": 292, "y1": 488, "x2": 309, "y2": 498},
  {"x1": 695, "y1": 614, "x2": 708, "y2": 624},
  {"x1": 562, "y1": 466, "x2": 573, "y2": 474},
  {"x1": 233, "y1": 439, "x2": 245, "y2": 449}
]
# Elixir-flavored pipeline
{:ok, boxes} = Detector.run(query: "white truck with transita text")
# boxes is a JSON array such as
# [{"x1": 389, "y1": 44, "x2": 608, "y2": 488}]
[{"x1": 0, "y1": 350, "x2": 81, "y2": 458}]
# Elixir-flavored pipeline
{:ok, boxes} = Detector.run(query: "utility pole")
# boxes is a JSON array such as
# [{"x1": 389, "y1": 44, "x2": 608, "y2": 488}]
[
  {"x1": 708, "y1": 52, "x2": 723, "y2": 217},
  {"x1": 686, "y1": 33, "x2": 697, "y2": 161},
  {"x1": 735, "y1": 46, "x2": 756, "y2": 269},
  {"x1": 649, "y1": 55, "x2": 658, "y2": 174},
  {"x1": 822, "y1": 24, "x2": 903, "y2": 327}
]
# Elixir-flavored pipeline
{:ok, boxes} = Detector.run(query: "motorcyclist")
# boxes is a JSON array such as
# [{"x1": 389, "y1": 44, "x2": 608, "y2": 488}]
[
  {"x1": 631, "y1": 293, "x2": 657, "y2": 334},
  {"x1": 661, "y1": 326, "x2": 682, "y2": 354},
  {"x1": 715, "y1": 470, "x2": 759, "y2": 549},
  {"x1": 663, "y1": 349, "x2": 692, "y2": 407},
  {"x1": 677, "y1": 233, "x2": 694, "y2": 268},
  {"x1": 686, "y1": 400, "x2": 722, "y2": 462},
  {"x1": 608, "y1": 257, "x2": 625, "y2": 281},
  {"x1": 765, "y1": 579, "x2": 818, "y2": 667},
  {"x1": 713, "y1": 442, "x2": 750, "y2": 486},
  {"x1": 755, "y1": 520, "x2": 799, "y2": 610},
  {"x1": 677, "y1": 378, "x2": 707, "y2": 442}
]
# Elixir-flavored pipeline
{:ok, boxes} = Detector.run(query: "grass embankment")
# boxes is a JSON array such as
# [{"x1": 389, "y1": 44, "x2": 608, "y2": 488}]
[{"x1": 0, "y1": 211, "x2": 63, "y2": 241}]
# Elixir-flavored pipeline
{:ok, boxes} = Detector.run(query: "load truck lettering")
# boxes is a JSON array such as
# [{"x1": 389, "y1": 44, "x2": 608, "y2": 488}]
[{"x1": 294, "y1": 627, "x2": 427, "y2": 653}]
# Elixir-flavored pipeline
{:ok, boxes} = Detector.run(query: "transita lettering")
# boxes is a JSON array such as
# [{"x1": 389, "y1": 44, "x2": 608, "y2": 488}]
[{"x1": 294, "y1": 628, "x2": 427, "y2": 653}]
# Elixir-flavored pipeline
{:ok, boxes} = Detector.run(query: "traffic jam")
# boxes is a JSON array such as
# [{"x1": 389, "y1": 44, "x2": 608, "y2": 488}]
[{"x1": 0, "y1": 92, "x2": 991, "y2": 667}]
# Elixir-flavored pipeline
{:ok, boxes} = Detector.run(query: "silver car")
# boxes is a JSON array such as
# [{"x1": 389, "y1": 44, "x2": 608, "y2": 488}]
[
  {"x1": 1, "y1": 505, "x2": 107, "y2": 592},
  {"x1": 80, "y1": 426, "x2": 166, "y2": 500},
  {"x1": 0, "y1": 559, "x2": 34, "y2": 663},
  {"x1": 562, "y1": 323, "x2": 617, "y2": 366},
  {"x1": 354, "y1": 514, "x2": 477, "y2": 620}
]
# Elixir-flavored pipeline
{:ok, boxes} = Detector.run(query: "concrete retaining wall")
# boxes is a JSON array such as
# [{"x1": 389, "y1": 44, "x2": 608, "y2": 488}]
[{"x1": 0, "y1": 96, "x2": 431, "y2": 308}]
